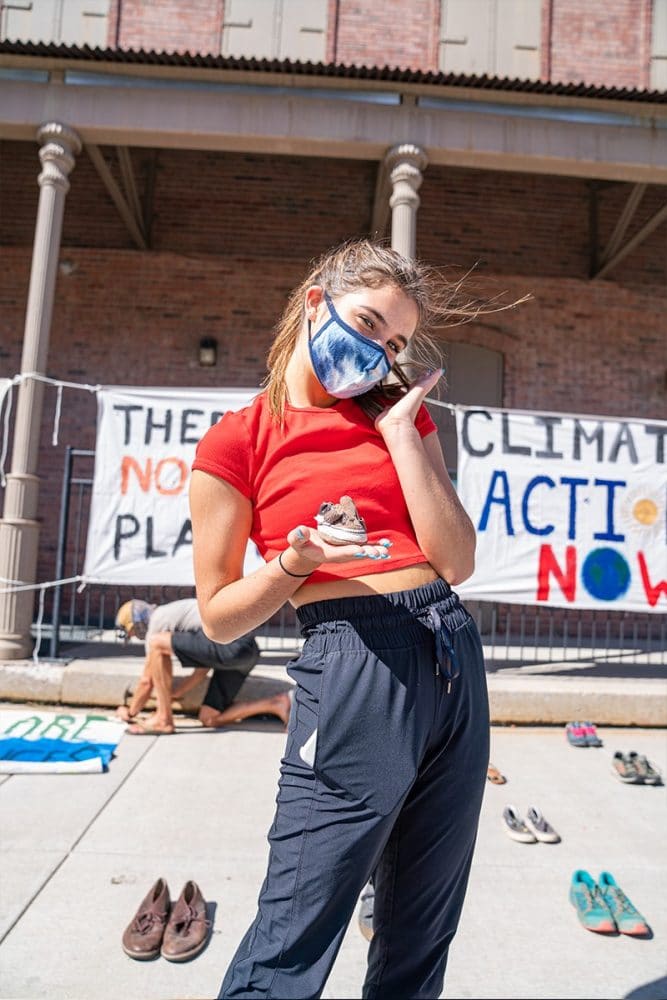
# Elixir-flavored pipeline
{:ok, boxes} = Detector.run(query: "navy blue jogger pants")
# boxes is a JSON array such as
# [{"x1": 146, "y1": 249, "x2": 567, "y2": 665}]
[{"x1": 220, "y1": 579, "x2": 490, "y2": 999}]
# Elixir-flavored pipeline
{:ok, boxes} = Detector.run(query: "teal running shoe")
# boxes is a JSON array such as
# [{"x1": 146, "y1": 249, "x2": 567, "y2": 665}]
[
  {"x1": 598, "y1": 872, "x2": 649, "y2": 936},
  {"x1": 569, "y1": 870, "x2": 616, "y2": 933}
]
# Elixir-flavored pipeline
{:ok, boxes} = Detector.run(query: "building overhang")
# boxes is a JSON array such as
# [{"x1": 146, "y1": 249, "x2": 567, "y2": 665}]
[{"x1": 1, "y1": 47, "x2": 666, "y2": 185}]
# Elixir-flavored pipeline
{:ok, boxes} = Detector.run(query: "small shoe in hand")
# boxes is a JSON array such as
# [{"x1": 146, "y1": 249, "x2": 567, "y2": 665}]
[{"x1": 315, "y1": 495, "x2": 368, "y2": 545}]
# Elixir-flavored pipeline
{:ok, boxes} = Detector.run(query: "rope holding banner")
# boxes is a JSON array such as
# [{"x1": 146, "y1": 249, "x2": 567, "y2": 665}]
[
  {"x1": 51, "y1": 383, "x2": 64, "y2": 447},
  {"x1": 32, "y1": 584, "x2": 46, "y2": 665}
]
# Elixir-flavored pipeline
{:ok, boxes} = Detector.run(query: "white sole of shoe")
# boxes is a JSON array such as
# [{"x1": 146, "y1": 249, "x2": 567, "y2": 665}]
[
  {"x1": 525, "y1": 821, "x2": 561, "y2": 844},
  {"x1": 316, "y1": 521, "x2": 368, "y2": 545},
  {"x1": 501, "y1": 821, "x2": 537, "y2": 843}
]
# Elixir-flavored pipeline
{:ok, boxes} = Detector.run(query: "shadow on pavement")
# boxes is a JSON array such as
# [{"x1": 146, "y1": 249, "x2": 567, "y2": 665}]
[{"x1": 624, "y1": 975, "x2": 667, "y2": 999}]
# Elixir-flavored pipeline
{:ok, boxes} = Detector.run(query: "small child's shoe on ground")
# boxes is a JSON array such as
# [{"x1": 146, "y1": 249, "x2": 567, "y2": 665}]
[
  {"x1": 315, "y1": 495, "x2": 368, "y2": 545},
  {"x1": 627, "y1": 751, "x2": 663, "y2": 785},
  {"x1": 569, "y1": 870, "x2": 616, "y2": 933},
  {"x1": 501, "y1": 805, "x2": 536, "y2": 843},
  {"x1": 582, "y1": 721, "x2": 603, "y2": 747},
  {"x1": 486, "y1": 763, "x2": 506, "y2": 785},
  {"x1": 611, "y1": 751, "x2": 641, "y2": 784},
  {"x1": 524, "y1": 806, "x2": 560, "y2": 843},
  {"x1": 597, "y1": 872, "x2": 650, "y2": 936},
  {"x1": 565, "y1": 722, "x2": 587, "y2": 747}
]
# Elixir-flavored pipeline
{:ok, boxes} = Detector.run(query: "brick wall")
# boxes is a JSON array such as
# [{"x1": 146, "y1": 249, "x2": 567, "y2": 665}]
[
  {"x1": 4, "y1": 143, "x2": 664, "y2": 283},
  {"x1": 550, "y1": 0, "x2": 653, "y2": 89},
  {"x1": 333, "y1": 0, "x2": 438, "y2": 71},
  {"x1": 103, "y1": 0, "x2": 658, "y2": 88},
  {"x1": 110, "y1": 0, "x2": 225, "y2": 55}
]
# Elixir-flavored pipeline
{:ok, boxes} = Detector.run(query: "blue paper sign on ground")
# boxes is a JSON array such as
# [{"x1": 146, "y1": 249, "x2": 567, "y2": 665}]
[{"x1": 0, "y1": 710, "x2": 125, "y2": 774}]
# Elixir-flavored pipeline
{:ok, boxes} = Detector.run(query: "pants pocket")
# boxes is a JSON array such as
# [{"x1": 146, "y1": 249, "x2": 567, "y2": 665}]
[{"x1": 311, "y1": 644, "x2": 429, "y2": 817}]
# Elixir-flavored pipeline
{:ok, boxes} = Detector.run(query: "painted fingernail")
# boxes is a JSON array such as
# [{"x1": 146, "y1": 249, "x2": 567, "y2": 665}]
[
  {"x1": 379, "y1": 538, "x2": 392, "y2": 547},
  {"x1": 296, "y1": 527, "x2": 305, "y2": 541},
  {"x1": 380, "y1": 553, "x2": 390, "y2": 559},
  {"x1": 354, "y1": 552, "x2": 370, "y2": 559}
]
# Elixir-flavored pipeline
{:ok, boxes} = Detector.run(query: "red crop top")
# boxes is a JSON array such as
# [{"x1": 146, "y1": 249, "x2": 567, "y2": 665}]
[{"x1": 192, "y1": 391, "x2": 437, "y2": 583}]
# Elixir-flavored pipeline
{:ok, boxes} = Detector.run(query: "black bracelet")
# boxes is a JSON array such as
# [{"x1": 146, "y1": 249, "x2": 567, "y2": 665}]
[{"x1": 278, "y1": 550, "x2": 312, "y2": 578}]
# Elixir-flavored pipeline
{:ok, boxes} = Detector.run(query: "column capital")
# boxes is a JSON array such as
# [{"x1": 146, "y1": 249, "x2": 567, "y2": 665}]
[
  {"x1": 36, "y1": 122, "x2": 82, "y2": 192},
  {"x1": 384, "y1": 143, "x2": 428, "y2": 174},
  {"x1": 386, "y1": 143, "x2": 428, "y2": 214}
]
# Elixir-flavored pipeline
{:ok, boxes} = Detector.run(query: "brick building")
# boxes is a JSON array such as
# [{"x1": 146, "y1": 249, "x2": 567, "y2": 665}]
[{"x1": 0, "y1": 0, "x2": 665, "y2": 656}]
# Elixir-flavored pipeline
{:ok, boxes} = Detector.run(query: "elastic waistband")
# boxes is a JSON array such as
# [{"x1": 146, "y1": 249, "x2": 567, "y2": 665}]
[{"x1": 296, "y1": 578, "x2": 466, "y2": 633}]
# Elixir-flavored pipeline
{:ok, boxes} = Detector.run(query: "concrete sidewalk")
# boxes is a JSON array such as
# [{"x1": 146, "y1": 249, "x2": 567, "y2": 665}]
[
  {"x1": 0, "y1": 706, "x2": 665, "y2": 1000},
  {"x1": 1, "y1": 636, "x2": 666, "y2": 725}
]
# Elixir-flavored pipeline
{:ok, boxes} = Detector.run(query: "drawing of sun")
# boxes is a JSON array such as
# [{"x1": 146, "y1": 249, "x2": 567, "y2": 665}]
[{"x1": 619, "y1": 484, "x2": 666, "y2": 544}]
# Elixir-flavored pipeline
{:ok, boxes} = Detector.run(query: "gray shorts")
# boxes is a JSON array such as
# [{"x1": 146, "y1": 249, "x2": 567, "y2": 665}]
[{"x1": 171, "y1": 629, "x2": 259, "y2": 672}]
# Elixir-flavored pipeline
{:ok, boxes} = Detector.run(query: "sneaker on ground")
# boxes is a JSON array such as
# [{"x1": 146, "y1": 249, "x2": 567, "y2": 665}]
[
  {"x1": 315, "y1": 495, "x2": 368, "y2": 545},
  {"x1": 501, "y1": 805, "x2": 537, "y2": 843},
  {"x1": 611, "y1": 751, "x2": 641, "y2": 784},
  {"x1": 565, "y1": 722, "x2": 588, "y2": 747},
  {"x1": 525, "y1": 806, "x2": 561, "y2": 844},
  {"x1": 627, "y1": 752, "x2": 663, "y2": 785},
  {"x1": 582, "y1": 721, "x2": 603, "y2": 747},
  {"x1": 358, "y1": 883, "x2": 375, "y2": 942},
  {"x1": 569, "y1": 870, "x2": 616, "y2": 933},
  {"x1": 598, "y1": 872, "x2": 649, "y2": 936}
]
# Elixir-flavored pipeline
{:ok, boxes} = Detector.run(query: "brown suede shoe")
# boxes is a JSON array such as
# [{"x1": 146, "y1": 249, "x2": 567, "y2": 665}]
[
  {"x1": 161, "y1": 880, "x2": 211, "y2": 962},
  {"x1": 121, "y1": 878, "x2": 171, "y2": 960}
]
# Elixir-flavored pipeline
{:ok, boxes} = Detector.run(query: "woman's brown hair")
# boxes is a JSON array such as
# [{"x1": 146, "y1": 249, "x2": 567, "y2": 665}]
[{"x1": 264, "y1": 238, "x2": 526, "y2": 422}]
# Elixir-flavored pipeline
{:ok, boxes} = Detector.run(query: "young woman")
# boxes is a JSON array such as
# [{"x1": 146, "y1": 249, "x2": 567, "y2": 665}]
[{"x1": 190, "y1": 240, "x2": 493, "y2": 999}]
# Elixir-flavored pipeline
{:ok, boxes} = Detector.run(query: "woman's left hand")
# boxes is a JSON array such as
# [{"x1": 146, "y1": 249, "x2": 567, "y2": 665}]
[{"x1": 374, "y1": 368, "x2": 443, "y2": 436}]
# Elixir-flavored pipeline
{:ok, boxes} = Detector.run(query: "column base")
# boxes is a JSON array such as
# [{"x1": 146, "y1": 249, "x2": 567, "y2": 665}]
[{"x1": 0, "y1": 632, "x2": 35, "y2": 660}]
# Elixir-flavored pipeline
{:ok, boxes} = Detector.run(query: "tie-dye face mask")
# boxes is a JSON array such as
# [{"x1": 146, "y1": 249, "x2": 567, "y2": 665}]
[{"x1": 308, "y1": 292, "x2": 391, "y2": 398}]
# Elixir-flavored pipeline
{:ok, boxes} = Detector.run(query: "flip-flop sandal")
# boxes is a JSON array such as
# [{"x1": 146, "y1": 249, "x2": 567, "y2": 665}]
[
  {"x1": 126, "y1": 722, "x2": 175, "y2": 736},
  {"x1": 487, "y1": 763, "x2": 507, "y2": 785}
]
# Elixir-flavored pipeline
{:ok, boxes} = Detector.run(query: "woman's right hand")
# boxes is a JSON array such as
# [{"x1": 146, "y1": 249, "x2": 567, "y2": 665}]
[{"x1": 285, "y1": 525, "x2": 392, "y2": 567}]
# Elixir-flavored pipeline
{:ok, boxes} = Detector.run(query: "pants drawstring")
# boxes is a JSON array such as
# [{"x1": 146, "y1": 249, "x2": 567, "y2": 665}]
[{"x1": 419, "y1": 607, "x2": 461, "y2": 693}]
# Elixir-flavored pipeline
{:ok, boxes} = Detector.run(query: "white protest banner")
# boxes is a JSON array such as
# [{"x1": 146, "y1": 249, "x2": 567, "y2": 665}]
[
  {"x1": 0, "y1": 709, "x2": 125, "y2": 774},
  {"x1": 84, "y1": 386, "x2": 262, "y2": 585},
  {"x1": 455, "y1": 407, "x2": 667, "y2": 612}
]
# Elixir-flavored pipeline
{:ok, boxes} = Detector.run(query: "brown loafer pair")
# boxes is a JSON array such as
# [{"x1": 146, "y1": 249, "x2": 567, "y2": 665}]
[{"x1": 121, "y1": 878, "x2": 210, "y2": 962}]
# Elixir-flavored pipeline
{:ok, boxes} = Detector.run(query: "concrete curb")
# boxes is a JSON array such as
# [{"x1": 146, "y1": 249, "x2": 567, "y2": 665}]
[
  {"x1": 1, "y1": 656, "x2": 665, "y2": 726},
  {"x1": 485, "y1": 673, "x2": 667, "y2": 726}
]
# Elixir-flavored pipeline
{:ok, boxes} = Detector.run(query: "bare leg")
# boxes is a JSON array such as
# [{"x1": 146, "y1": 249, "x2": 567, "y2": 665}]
[{"x1": 199, "y1": 691, "x2": 292, "y2": 730}]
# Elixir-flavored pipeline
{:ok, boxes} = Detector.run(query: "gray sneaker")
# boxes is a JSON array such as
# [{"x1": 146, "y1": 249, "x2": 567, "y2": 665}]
[
  {"x1": 315, "y1": 495, "x2": 368, "y2": 545},
  {"x1": 611, "y1": 751, "x2": 641, "y2": 784},
  {"x1": 627, "y1": 752, "x2": 663, "y2": 785},
  {"x1": 502, "y1": 805, "x2": 537, "y2": 843},
  {"x1": 358, "y1": 883, "x2": 375, "y2": 942},
  {"x1": 525, "y1": 806, "x2": 561, "y2": 843}
]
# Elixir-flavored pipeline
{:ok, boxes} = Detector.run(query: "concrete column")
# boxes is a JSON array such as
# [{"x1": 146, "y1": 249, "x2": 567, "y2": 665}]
[
  {"x1": 0, "y1": 122, "x2": 81, "y2": 659},
  {"x1": 386, "y1": 143, "x2": 428, "y2": 259}
]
